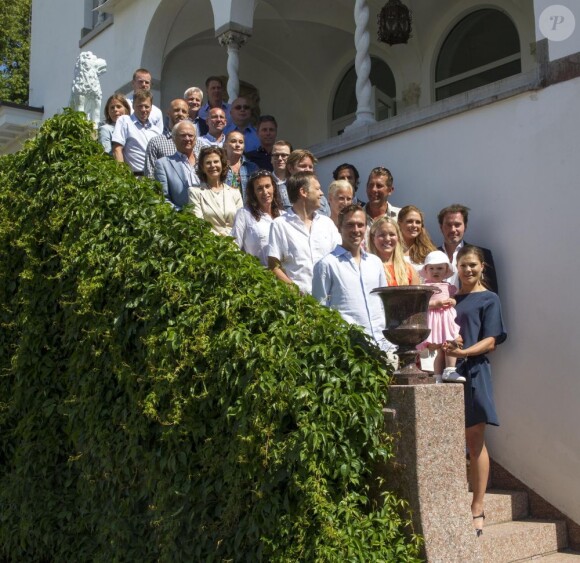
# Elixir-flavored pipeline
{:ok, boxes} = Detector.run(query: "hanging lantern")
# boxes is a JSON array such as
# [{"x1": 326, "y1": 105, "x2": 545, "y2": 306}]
[{"x1": 377, "y1": 0, "x2": 412, "y2": 46}]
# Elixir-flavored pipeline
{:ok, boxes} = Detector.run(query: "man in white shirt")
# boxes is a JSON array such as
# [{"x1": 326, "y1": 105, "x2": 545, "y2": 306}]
[
  {"x1": 268, "y1": 171, "x2": 340, "y2": 294},
  {"x1": 125, "y1": 68, "x2": 164, "y2": 131},
  {"x1": 199, "y1": 107, "x2": 227, "y2": 148},
  {"x1": 312, "y1": 204, "x2": 392, "y2": 351},
  {"x1": 112, "y1": 89, "x2": 163, "y2": 175}
]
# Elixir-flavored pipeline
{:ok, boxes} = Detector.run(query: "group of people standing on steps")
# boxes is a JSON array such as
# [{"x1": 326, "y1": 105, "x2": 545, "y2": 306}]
[{"x1": 96, "y1": 68, "x2": 506, "y2": 538}]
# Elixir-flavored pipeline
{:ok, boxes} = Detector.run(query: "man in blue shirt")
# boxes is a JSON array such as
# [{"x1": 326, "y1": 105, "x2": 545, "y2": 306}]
[
  {"x1": 224, "y1": 97, "x2": 260, "y2": 152},
  {"x1": 312, "y1": 204, "x2": 394, "y2": 352}
]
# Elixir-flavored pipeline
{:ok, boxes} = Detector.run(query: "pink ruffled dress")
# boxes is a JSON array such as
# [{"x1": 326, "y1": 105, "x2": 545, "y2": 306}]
[{"x1": 417, "y1": 281, "x2": 460, "y2": 348}]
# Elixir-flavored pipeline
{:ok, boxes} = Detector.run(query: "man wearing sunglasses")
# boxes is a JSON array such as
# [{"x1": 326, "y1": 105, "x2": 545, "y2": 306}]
[{"x1": 224, "y1": 97, "x2": 260, "y2": 152}]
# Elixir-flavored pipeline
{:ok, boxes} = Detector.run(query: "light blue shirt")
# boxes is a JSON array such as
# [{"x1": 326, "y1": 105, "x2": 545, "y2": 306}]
[
  {"x1": 312, "y1": 246, "x2": 394, "y2": 351},
  {"x1": 198, "y1": 101, "x2": 231, "y2": 121},
  {"x1": 199, "y1": 133, "x2": 225, "y2": 148},
  {"x1": 223, "y1": 123, "x2": 260, "y2": 152},
  {"x1": 175, "y1": 152, "x2": 200, "y2": 187}
]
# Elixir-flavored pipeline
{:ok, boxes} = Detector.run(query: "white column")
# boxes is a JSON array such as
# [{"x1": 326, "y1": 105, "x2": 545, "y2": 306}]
[
  {"x1": 218, "y1": 30, "x2": 249, "y2": 102},
  {"x1": 345, "y1": 0, "x2": 376, "y2": 132}
]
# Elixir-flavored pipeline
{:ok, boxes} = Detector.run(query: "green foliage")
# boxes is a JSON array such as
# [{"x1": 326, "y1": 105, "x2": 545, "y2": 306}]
[
  {"x1": 0, "y1": 109, "x2": 422, "y2": 562},
  {"x1": 0, "y1": 0, "x2": 31, "y2": 104}
]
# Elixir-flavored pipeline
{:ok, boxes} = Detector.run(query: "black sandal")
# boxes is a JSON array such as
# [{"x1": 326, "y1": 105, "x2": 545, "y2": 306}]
[{"x1": 473, "y1": 512, "x2": 485, "y2": 537}]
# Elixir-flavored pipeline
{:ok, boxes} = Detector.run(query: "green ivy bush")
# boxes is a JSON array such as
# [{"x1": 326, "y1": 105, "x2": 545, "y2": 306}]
[{"x1": 0, "y1": 110, "x2": 422, "y2": 562}]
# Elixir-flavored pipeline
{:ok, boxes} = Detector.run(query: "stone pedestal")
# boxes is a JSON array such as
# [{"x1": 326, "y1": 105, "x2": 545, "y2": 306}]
[
  {"x1": 377, "y1": 384, "x2": 482, "y2": 562},
  {"x1": 393, "y1": 372, "x2": 434, "y2": 386}
]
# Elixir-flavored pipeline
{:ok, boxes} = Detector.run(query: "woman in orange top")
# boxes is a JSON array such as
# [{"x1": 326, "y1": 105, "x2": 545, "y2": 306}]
[{"x1": 369, "y1": 217, "x2": 419, "y2": 286}]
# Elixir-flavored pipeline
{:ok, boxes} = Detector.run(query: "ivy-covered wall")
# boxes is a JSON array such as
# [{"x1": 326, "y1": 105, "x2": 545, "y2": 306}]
[{"x1": 0, "y1": 111, "x2": 421, "y2": 562}]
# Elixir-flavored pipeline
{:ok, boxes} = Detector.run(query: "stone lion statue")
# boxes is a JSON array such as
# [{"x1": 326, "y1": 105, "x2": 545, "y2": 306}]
[{"x1": 69, "y1": 51, "x2": 107, "y2": 127}]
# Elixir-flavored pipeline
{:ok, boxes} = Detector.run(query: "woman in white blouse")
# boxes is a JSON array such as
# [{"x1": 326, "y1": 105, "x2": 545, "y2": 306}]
[
  {"x1": 231, "y1": 170, "x2": 284, "y2": 266},
  {"x1": 188, "y1": 147, "x2": 242, "y2": 236}
]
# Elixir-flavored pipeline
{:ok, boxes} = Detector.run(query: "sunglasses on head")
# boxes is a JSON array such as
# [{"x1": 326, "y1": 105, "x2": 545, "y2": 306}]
[{"x1": 249, "y1": 170, "x2": 274, "y2": 181}]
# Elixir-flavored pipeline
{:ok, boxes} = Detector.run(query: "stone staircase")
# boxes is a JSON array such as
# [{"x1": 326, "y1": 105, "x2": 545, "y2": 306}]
[
  {"x1": 381, "y1": 384, "x2": 580, "y2": 562},
  {"x1": 471, "y1": 461, "x2": 580, "y2": 562},
  {"x1": 478, "y1": 489, "x2": 569, "y2": 561}
]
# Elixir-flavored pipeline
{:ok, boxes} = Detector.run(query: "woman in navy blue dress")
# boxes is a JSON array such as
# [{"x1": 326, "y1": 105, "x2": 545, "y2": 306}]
[{"x1": 443, "y1": 245, "x2": 506, "y2": 537}]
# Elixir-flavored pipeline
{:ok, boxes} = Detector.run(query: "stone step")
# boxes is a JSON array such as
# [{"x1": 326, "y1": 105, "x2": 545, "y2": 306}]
[
  {"x1": 481, "y1": 519, "x2": 568, "y2": 563},
  {"x1": 535, "y1": 550, "x2": 580, "y2": 561},
  {"x1": 477, "y1": 489, "x2": 529, "y2": 525}
]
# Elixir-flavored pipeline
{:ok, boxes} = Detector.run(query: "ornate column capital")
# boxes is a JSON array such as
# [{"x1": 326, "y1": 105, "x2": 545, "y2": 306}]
[{"x1": 217, "y1": 30, "x2": 250, "y2": 50}]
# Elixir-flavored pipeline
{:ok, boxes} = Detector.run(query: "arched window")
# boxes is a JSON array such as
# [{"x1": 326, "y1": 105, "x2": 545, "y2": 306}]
[
  {"x1": 332, "y1": 57, "x2": 396, "y2": 135},
  {"x1": 435, "y1": 9, "x2": 521, "y2": 101}
]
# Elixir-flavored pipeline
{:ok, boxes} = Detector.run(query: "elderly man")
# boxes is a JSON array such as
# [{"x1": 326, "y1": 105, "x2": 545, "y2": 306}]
[
  {"x1": 364, "y1": 166, "x2": 401, "y2": 225},
  {"x1": 198, "y1": 76, "x2": 231, "y2": 121},
  {"x1": 125, "y1": 68, "x2": 163, "y2": 130},
  {"x1": 438, "y1": 204, "x2": 499, "y2": 293},
  {"x1": 224, "y1": 96, "x2": 259, "y2": 152},
  {"x1": 153, "y1": 121, "x2": 200, "y2": 211},
  {"x1": 143, "y1": 98, "x2": 191, "y2": 178},
  {"x1": 112, "y1": 89, "x2": 163, "y2": 175},
  {"x1": 199, "y1": 107, "x2": 227, "y2": 148},
  {"x1": 313, "y1": 204, "x2": 393, "y2": 351},
  {"x1": 268, "y1": 171, "x2": 340, "y2": 294},
  {"x1": 245, "y1": 115, "x2": 278, "y2": 170}
]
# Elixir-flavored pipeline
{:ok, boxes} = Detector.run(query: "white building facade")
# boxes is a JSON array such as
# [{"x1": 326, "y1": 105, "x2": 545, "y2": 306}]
[{"x1": 11, "y1": 0, "x2": 580, "y2": 528}]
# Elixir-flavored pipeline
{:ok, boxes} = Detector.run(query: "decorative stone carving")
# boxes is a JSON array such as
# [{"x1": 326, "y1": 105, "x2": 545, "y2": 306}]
[
  {"x1": 69, "y1": 51, "x2": 107, "y2": 127},
  {"x1": 217, "y1": 30, "x2": 249, "y2": 50},
  {"x1": 218, "y1": 30, "x2": 250, "y2": 102}
]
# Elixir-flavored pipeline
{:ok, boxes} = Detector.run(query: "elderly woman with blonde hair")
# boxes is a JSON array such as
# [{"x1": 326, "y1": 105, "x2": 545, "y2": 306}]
[{"x1": 327, "y1": 179, "x2": 354, "y2": 227}]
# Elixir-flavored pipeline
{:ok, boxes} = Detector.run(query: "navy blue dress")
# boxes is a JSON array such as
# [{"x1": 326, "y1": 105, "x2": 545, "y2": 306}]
[{"x1": 454, "y1": 291, "x2": 507, "y2": 428}]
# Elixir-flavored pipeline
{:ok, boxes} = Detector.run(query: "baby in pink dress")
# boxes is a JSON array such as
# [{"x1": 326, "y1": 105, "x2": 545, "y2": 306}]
[{"x1": 417, "y1": 251, "x2": 463, "y2": 382}]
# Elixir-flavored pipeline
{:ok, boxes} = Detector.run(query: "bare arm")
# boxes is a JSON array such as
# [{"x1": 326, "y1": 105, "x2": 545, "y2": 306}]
[
  {"x1": 267, "y1": 256, "x2": 294, "y2": 286},
  {"x1": 112, "y1": 143, "x2": 124, "y2": 163},
  {"x1": 443, "y1": 336, "x2": 496, "y2": 358},
  {"x1": 429, "y1": 298, "x2": 456, "y2": 309}
]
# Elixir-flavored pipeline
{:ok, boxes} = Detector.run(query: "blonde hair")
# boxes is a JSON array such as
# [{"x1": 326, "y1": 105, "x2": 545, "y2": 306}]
[
  {"x1": 398, "y1": 205, "x2": 436, "y2": 265},
  {"x1": 328, "y1": 179, "x2": 353, "y2": 199},
  {"x1": 184, "y1": 86, "x2": 203, "y2": 101},
  {"x1": 369, "y1": 217, "x2": 410, "y2": 286}
]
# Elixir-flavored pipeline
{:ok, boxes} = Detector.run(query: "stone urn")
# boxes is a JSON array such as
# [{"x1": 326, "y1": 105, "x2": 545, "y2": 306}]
[{"x1": 371, "y1": 285, "x2": 441, "y2": 385}]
